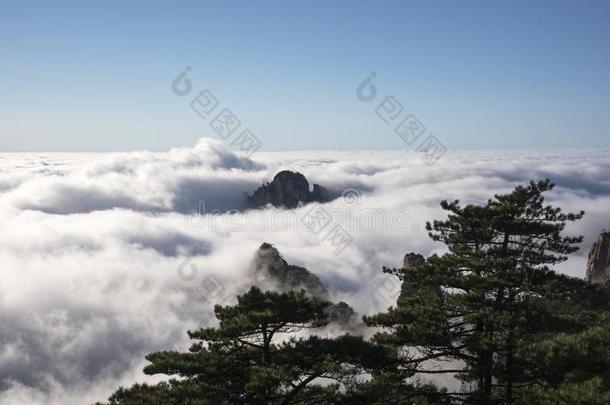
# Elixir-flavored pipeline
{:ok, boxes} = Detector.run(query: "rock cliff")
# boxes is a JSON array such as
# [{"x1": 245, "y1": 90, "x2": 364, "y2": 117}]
[
  {"x1": 399, "y1": 252, "x2": 426, "y2": 300},
  {"x1": 249, "y1": 243, "x2": 356, "y2": 325},
  {"x1": 248, "y1": 170, "x2": 329, "y2": 209},
  {"x1": 250, "y1": 242, "x2": 329, "y2": 298},
  {"x1": 586, "y1": 231, "x2": 610, "y2": 284}
]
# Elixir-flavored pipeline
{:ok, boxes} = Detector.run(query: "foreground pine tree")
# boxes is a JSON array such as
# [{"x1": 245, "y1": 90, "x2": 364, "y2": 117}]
[
  {"x1": 365, "y1": 179, "x2": 609, "y2": 403},
  {"x1": 519, "y1": 316, "x2": 610, "y2": 404},
  {"x1": 99, "y1": 287, "x2": 404, "y2": 405}
]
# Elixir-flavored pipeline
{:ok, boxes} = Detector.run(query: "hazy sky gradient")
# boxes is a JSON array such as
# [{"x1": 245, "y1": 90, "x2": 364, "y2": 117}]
[{"x1": 1, "y1": 0, "x2": 609, "y2": 151}]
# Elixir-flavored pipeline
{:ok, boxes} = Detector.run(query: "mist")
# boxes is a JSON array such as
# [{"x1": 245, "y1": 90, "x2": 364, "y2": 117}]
[{"x1": 1, "y1": 139, "x2": 609, "y2": 404}]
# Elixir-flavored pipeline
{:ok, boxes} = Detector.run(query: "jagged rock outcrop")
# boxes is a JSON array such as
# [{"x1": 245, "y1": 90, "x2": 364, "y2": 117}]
[
  {"x1": 586, "y1": 231, "x2": 610, "y2": 284},
  {"x1": 325, "y1": 301, "x2": 357, "y2": 325},
  {"x1": 248, "y1": 170, "x2": 329, "y2": 209},
  {"x1": 403, "y1": 252, "x2": 425, "y2": 270},
  {"x1": 249, "y1": 243, "x2": 357, "y2": 325},
  {"x1": 251, "y1": 242, "x2": 329, "y2": 298},
  {"x1": 399, "y1": 252, "x2": 426, "y2": 300}
]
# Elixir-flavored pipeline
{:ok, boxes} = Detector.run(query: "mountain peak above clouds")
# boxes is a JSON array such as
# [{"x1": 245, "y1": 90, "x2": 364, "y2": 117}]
[
  {"x1": 250, "y1": 242, "x2": 329, "y2": 298},
  {"x1": 249, "y1": 243, "x2": 357, "y2": 325},
  {"x1": 247, "y1": 170, "x2": 330, "y2": 209}
]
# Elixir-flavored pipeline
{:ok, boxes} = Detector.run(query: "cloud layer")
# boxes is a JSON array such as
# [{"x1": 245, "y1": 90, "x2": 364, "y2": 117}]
[{"x1": 1, "y1": 139, "x2": 609, "y2": 404}]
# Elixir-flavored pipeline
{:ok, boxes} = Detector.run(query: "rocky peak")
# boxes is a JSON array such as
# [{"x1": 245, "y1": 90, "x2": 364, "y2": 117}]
[
  {"x1": 400, "y1": 252, "x2": 426, "y2": 300},
  {"x1": 403, "y1": 252, "x2": 425, "y2": 270},
  {"x1": 250, "y1": 242, "x2": 329, "y2": 298},
  {"x1": 248, "y1": 170, "x2": 329, "y2": 209},
  {"x1": 325, "y1": 302, "x2": 357, "y2": 325},
  {"x1": 249, "y1": 243, "x2": 357, "y2": 326},
  {"x1": 586, "y1": 231, "x2": 610, "y2": 284}
]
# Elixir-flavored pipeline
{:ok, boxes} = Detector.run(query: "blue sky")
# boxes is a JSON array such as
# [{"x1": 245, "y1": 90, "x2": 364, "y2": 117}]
[{"x1": 1, "y1": 0, "x2": 609, "y2": 151}]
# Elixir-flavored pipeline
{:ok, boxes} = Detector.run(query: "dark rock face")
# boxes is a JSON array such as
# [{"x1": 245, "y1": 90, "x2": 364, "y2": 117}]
[
  {"x1": 399, "y1": 252, "x2": 426, "y2": 300},
  {"x1": 324, "y1": 302, "x2": 357, "y2": 325},
  {"x1": 586, "y1": 231, "x2": 610, "y2": 284},
  {"x1": 250, "y1": 242, "x2": 329, "y2": 298},
  {"x1": 403, "y1": 252, "x2": 425, "y2": 270},
  {"x1": 310, "y1": 183, "x2": 330, "y2": 204},
  {"x1": 249, "y1": 243, "x2": 357, "y2": 325},
  {"x1": 248, "y1": 170, "x2": 329, "y2": 209}
]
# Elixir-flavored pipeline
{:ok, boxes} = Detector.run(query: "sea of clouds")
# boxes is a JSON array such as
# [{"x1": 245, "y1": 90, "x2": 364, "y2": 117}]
[{"x1": 1, "y1": 138, "x2": 609, "y2": 404}]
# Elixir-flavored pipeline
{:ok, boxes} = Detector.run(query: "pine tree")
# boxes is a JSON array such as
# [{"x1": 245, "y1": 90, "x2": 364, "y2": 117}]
[
  {"x1": 519, "y1": 315, "x2": 610, "y2": 404},
  {"x1": 364, "y1": 179, "x2": 607, "y2": 403},
  {"x1": 100, "y1": 286, "x2": 400, "y2": 404}
]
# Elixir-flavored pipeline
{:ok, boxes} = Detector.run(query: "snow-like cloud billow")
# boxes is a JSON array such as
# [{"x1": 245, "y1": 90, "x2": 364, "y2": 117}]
[{"x1": 1, "y1": 138, "x2": 609, "y2": 404}]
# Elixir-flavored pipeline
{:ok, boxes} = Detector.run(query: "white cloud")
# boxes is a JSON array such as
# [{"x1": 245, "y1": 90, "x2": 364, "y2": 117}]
[{"x1": 1, "y1": 139, "x2": 609, "y2": 403}]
